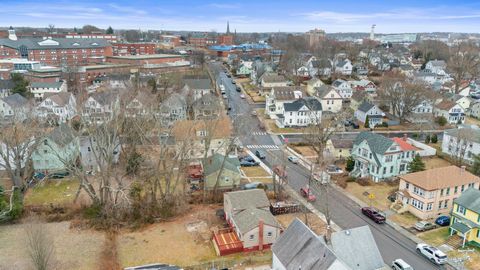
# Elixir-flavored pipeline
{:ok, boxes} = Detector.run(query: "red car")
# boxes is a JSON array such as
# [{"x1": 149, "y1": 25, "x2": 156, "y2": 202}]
[
  {"x1": 361, "y1": 207, "x2": 386, "y2": 224},
  {"x1": 300, "y1": 187, "x2": 316, "y2": 202}
]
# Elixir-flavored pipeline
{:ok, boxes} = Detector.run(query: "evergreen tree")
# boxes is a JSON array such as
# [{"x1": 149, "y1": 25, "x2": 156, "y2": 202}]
[
  {"x1": 364, "y1": 115, "x2": 370, "y2": 128},
  {"x1": 431, "y1": 134, "x2": 438, "y2": 143},
  {"x1": 106, "y1": 26, "x2": 114, "y2": 34},
  {"x1": 10, "y1": 73, "x2": 30, "y2": 98},
  {"x1": 345, "y1": 156, "x2": 355, "y2": 172},
  {"x1": 409, "y1": 154, "x2": 426, "y2": 172},
  {"x1": 424, "y1": 135, "x2": 431, "y2": 144},
  {"x1": 472, "y1": 154, "x2": 480, "y2": 176}
]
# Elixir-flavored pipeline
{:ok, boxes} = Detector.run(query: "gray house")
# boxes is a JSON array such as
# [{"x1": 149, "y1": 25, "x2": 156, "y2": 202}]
[
  {"x1": 192, "y1": 93, "x2": 222, "y2": 120},
  {"x1": 159, "y1": 93, "x2": 187, "y2": 127},
  {"x1": 0, "y1": 79, "x2": 14, "y2": 98},
  {"x1": 182, "y1": 77, "x2": 212, "y2": 101}
]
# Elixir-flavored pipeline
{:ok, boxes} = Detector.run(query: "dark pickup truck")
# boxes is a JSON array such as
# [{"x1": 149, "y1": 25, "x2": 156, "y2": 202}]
[{"x1": 361, "y1": 207, "x2": 386, "y2": 224}]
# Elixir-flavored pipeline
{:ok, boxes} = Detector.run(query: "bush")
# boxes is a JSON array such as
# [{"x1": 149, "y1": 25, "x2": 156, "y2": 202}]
[
  {"x1": 436, "y1": 116, "x2": 447, "y2": 126},
  {"x1": 345, "y1": 156, "x2": 355, "y2": 172},
  {"x1": 357, "y1": 177, "x2": 373, "y2": 186},
  {"x1": 336, "y1": 178, "x2": 348, "y2": 189},
  {"x1": 431, "y1": 134, "x2": 438, "y2": 143},
  {"x1": 424, "y1": 135, "x2": 431, "y2": 144}
]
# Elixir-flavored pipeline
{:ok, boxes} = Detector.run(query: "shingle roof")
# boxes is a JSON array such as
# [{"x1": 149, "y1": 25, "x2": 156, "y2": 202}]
[
  {"x1": 204, "y1": 153, "x2": 240, "y2": 176},
  {"x1": 224, "y1": 189, "x2": 270, "y2": 211},
  {"x1": 332, "y1": 79, "x2": 346, "y2": 88},
  {"x1": 444, "y1": 125, "x2": 480, "y2": 144},
  {"x1": 0, "y1": 37, "x2": 110, "y2": 50},
  {"x1": 283, "y1": 97, "x2": 322, "y2": 112},
  {"x1": 400, "y1": 166, "x2": 480, "y2": 191},
  {"x1": 272, "y1": 219, "x2": 345, "y2": 270},
  {"x1": 315, "y1": 86, "x2": 340, "y2": 99},
  {"x1": 47, "y1": 123, "x2": 76, "y2": 147},
  {"x1": 171, "y1": 117, "x2": 232, "y2": 140},
  {"x1": 271, "y1": 86, "x2": 304, "y2": 101},
  {"x1": 262, "y1": 73, "x2": 287, "y2": 83},
  {"x1": 0, "y1": 79, "x2": 14, "y2": 90},
  {"x1": 354, "y1": 132, "x2": 394, "y2": 158},
  {"x1": 436, "y1": 100, "x2": 457, "y2": 110},
  {"x1": 30, "y1": 81, "x2": 63, "y2": 89},
  {"x1": 232, "y1": 208, "x2": 280, "y2": 234},
  {"x1": 183, "y1": 78, "x2": 211, "y2": 90},
  {"x1": 357, "y1": 101, "x2": 375, "y2": 113},
  {"x1": 330, "y1": 139, "x2": 354, "y2": 149},
  {"x1": 454, "y1": 188, "x2": 480, "y2": 213},
  {"x1": 91, "y1": 91, "x2": 118, "y2": 106},
  {"x1": 3, "y1": 93, "x2": 28, "y2": 107},
  {"x1": 331, "y1": 226, "x2": 385, "y2": 270},
  {"x1": 43, "y1": 92, "x2": 72, "y2": 106}
]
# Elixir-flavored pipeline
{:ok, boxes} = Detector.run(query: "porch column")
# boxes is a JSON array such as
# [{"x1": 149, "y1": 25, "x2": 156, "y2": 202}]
[{"x1": 462, "y1": 232, "x2": 467, "y2": 248}]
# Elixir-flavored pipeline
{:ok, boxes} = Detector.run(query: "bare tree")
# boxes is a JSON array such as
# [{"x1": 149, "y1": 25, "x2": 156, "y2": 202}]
[
  {"x1": 378, "y1": 73, "x2": 431, "y2": 123},
  {"x1": 24, "y1": 217, "x2": 56, "y2": 270},
  {"x1": 447, "y1": 43, "x2": 480, "y2": 93},
  {"x1": 47, "y1": 24, "x2": 55, "y2": 34},
  {"x1": 447, "y1": 128, "x2": 474, "y2": 166}
]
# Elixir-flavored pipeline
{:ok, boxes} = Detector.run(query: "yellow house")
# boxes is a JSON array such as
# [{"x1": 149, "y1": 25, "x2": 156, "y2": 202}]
[
  {"x1": 450, "y1": 188, "x2": 480, "y2": 247},
  {"x1": 326, "y1": 138, "x2": 353, "y2": 160}
]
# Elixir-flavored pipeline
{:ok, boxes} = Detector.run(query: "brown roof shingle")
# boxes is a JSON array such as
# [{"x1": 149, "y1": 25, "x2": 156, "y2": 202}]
[{"x1": 400, "y1": 166, "x2": 480, "y2": 191}]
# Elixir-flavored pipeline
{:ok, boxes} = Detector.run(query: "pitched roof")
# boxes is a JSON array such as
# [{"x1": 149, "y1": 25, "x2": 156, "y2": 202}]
[
  {"x1": 183, "y1": 78, "x2": 211, "y2": 90},
  {"x1": 357, "y1": 101, "x2": 375, "y2": 113},
  {"x1": 224, "y1": 189, "x2": 270, "y2": 211},
  {"x1": 315, "y1": 86, "x2": 340, "y2": 99},
  {"x1": 90, "y1": 91, "x2": 118, "y2": 105},
  {"x1": 354, "y1": 132, "x2": 394, "y2": 160},
  {"x1": 232, "y1": 208, "x2": 280, "y2": 234},
  {"x1": 436, "y1": 100, "x2": 457, "y2": 110},
  {"x1": 330, "y1": 139, "x2": 354, "y2": 149},
  {"x1": 272, "y1": 219, "x2": 346, "y2": 270},
  {"x1": 351, "y1": 91, "x2": 367, "y2": 102},
  {"x1": 444, "y1": 125, "x2": 480, "y2": 144},
  {"x1": 331, "y1": 226, "x2": 385, "y2": 270},
  {"x1": 204, "y1": 153, "x2": 240, "y2": 176},
  {"x1": 30, "y1": 81, "x2": 63, "y2": 89},
  {"x1": 0, "y1": 38, "x2": 110, "y2": 50},
  {"x1": 391, "y1": 137, "x2": 418, "y2": 151},
  {"x1": 454, "y1": 188, "x2": 480, "y2": 213},
  {"x1": 171, "y1": 117, "x2": 232, "y2": 140},
  {"x1": 284, "y1": 97, "x2": 322, "y2": 112},
  {"x1": 400, "y1": 166, "x2": 480, "y2": 191},
  {"x1": 271, "y1": 86, "x2": 304, "y2": 101},
  {"x1": 262, "y1": 73, "x2": 287, "y2": 83},
  {"x1": 47, "y1": 123, "x2": 76, "y2": 147},
  {"x1": 0, "y1": 79, "x2": 14, "y2": 90},
  {"x1": 3, "y1": 93, "x2": 28, "y2": 107},
  {"x1": 43, "y1": 92, "x2": 72, "y2": 106},
  {"x1": 332, "y1": 79, "x2": 346, "y2": 87}
]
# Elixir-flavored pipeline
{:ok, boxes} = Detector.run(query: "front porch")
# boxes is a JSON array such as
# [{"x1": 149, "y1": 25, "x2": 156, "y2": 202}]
[
  {"x1": 212, "y1": 228, "x2": 244, "y2": 256},
  {"x1": 450, "y1": 217, "x2": 477, "y2": 248}
]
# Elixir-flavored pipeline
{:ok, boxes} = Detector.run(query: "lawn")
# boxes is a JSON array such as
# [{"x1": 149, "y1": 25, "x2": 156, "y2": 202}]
[
  {"x1": 24, "y1": 179, "x2": 80, "y2": 206},
  {"x1": 0, "y1": 221, "x2": 104, "y2": 270},
  {"x1": 465, "y1": 116, "x2": 480, "y2": 126},
  {"x1": 250, "y1": 177, "x2": 274, "y2": 185},
  {"x1": 417, "y1": 227, "x2": 450, "y2": 246},
  {"x1": 241, "y1": 166, "x2": 270, "y2": 178},
  {"x1": 345, "y1": 182, "x2": 397, "y2": 211},
  {"x1": 389, "y1": 212, "x2": 419, "y2": 228},
  {"x1": 423, "y1": 156, "x2": 452, "y2": 170},
  {"x1": 291, "y1": 145, "x2": 318, "y2": 158},
  {"x1": 266, "y1": 120, "x2": 301, "y2": 134}
]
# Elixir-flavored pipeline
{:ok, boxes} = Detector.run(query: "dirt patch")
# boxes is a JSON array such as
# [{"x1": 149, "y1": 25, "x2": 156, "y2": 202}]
[
  {"x1": 345, "y1": 182, "x2": 397, "y2": 211},
  {"x1": 117, "y1": 204, "x2": 223, "y2": 268},
  {"x1": 423, "y1": 156, "x2": 452, "y2": 170},
  {"x1": 389, "y1": 212, "x2": 419, "y2": 228},
  {"x1": 291, "y1": 146, "x2": 318, "y2": 158},
  {"x1": 0, "y1": 221, "x2": 104, "y2": 270},
  {"x1": 242, "y1": 167, "x2": 270, "y2": 178},
  {"x1": 98, "y1": 232, "x2": 121, "y2": 270},
  {"x1": 276, "y1": 212, "x2": 327, "y2": 235}
]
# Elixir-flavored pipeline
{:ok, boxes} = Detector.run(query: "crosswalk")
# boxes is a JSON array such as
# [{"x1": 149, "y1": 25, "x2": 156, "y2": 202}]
[
  {"x1": 252, "y1": 132, "x2": 268, "y2": 136},
  {"x1": 246, "y1": 144, "x2": 280, "y2": 149}
]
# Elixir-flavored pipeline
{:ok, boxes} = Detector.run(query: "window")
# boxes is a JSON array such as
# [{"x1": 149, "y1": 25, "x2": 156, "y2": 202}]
[
  {"x1": 405, "y1": 182, "x2": 410, "y2": 189},
  {"x1": 383, "y1": 167, "x2": 386, "y2": 174},
  {"x1": 457, "y1": 205, "x2": 466, "y2": 215},
  {"x1": 446, "y1": 188, "x2": 450, "y2": 195},
  {"x1": 406, "y1": 151, "x2": 410, "y2": 158},
  {"x1": 411, "y1": 198, "x2": 424, "y2": 210},
  {"x1": 454, "y1": 186, "x2": 458, "y2": 194},
  {"x1": 400, "y1": 164, "x2": 405, "y2": 172},
  {"x1": 440, "y1": 189, "x2": 444, "y2": 196},
  {"x1": 413, "y1": 186, "x2": 425, "y2": 197},
  {"x1": 385, "y1": 155, "x2": 393, "y2": 162},
  {"x1": 461, "y1": 185, "x2": 465, "y2": 192},
  {"x1": 438, "y1": 201, "x2": 443, "y2": 210},
  {"x1": 390, "y1": 166, "x2": 393, "y2": 173},
  {"x1": 444, "y1": 200, "x2": 449, "y2": 209},
  {"x1": 43, "y1": 149, "x2": 47, "y2": 154},
  {"x1": 426, "y1": 203, "x2": 433, "y2": 211},
  {"x1": 267, "y1": 232, "x2": 272, "y2": 237},
  {"x1": 249, "y1": 235, "x2": 254, "y2": 240}
]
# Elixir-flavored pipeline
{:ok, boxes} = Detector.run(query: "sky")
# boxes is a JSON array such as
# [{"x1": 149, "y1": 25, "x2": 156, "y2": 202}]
[{"x1": 2, "y1": 0, "x2": 480, "y2": 33}]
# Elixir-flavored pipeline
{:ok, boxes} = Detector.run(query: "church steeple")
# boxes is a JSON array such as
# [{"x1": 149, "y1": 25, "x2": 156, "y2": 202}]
[{"x1": 226, "y1": 21, "x2": 230, "y2": 34}]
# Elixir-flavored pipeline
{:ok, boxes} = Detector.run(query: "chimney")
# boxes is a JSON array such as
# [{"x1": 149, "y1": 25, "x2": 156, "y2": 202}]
[
  {"x1": 258, "y1": 219, "x2": 264, "y2": 251},
  {"x1": 403, "y1": 133, "x2": 408, "y2": 141}
]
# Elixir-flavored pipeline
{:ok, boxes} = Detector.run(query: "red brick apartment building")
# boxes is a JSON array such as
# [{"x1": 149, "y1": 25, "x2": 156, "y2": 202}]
[
  {"x1": 0, "y1": 28, "x2": 112, "y2": 66},
  {"x1": 112, "y1": 43, "x2": 156, "y2": 56}
]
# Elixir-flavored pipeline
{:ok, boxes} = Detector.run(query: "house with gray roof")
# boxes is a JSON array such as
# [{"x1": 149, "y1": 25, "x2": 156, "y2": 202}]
[
  {"x1": 203, "y1": 153, "x2": 241, "y2": 190},
  {"x1": 182, "y1": 77, "x2": 212, "y2": 101},
  {"x1": 333, "y1": 59, "x2": 352, "y2": 75},
  {"x1": 223, "y1": 189, "x2": 281, "y2": 250},
  {"x1": 29, "y1": 81, "x2": 67, "y2": 100},
  {"x1": 450, "y1": 188, "x2": 480, "y2": 247},
  {"x1": 192, "y1": 92, "x2": 222, "y2": 120},
  {"x1": 250, "y1": 60, "x2": 274, "y2": 85},
  {"x1": 0, "y1": 79, "x2": 14, "y2": 98},
  {"x1": 276, "y1": 97, "x2": 322, "y2": 128},
  {"x1": 351, "y1": 132, "x2": 415, "y2": 181},
  {"x1": 265, "y1": 86, "x2": 304, "y2": 119},
  {"x1": 0, "y1": 93, "x2": 30, "y2": 121},
  {"x1": 331, "y1": 79, "x2": 352, "y2": 99},
  {"x1": 82, "y1": 90, "x2": 120, "y2": 124},
  {"x1": 272, "y1": 219, "x2": 350, "y2": 270},
  {"x1": 260, "y1": 73, "x2": 289, "y2": 88},
  {"x1": 354, "y1": 101, "x2": 384, "y2": 127},
  {"x1": 441, "y1": 125, "x2": 480, "y2": 165},
  {"x1": 159, "y1": 93, "x2": 187, "y2": 127},
  {"x1": 32, "y1": 123, "x2": 79, "y2": 174},
  {"x1": 35, "y1": 92, "x2": 77, "y2": 123},
  {"x1": 314, "y1": 85, "x2": 343, "y2": 113},
  {"x1": 330, "y1": 226, "x2": 386, "y2": 270}
]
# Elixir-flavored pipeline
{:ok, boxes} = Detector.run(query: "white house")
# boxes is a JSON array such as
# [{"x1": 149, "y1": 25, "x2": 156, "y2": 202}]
[
  {"x1": 276, "y1": 97, "x2": 322, "y2": 128},
  {"x1": 314, "y1": 85, "x2": 343, "y2": 113},
  {"x1": 355, "y1": 101, "x2": 384, "y2": 127},
  {"x1": 469, "y1": 101, "x2": 480, "y2": 119},
  {"x1": 182, "y1": 78, "x2": 212, "y2": 101},
  {"x1": 82, "y1": 91, "x2": 119, "y2": 124},
  {"x1": 442, "y1": 125, "x2": 480, "y2": 165},
  {"x1": 305, "y1": 78, "x2": 324, "y2": 96},
  {"x1": 425, "y1": 60, "x2": 447, "y2": 76},
  {"x1": 332, "y1": 79, "x2": 353, "y2": 99},
  {"x1": 350, "y1": 79, "x2": 376, "y2": 94},
  {"x1": 0, "y1": 93, "x2": 30, "y2": 121},
  {"x1": 260, "y1": 73, "x2": 289, "y2": 88},
  {"x1": 408, "y1": 100, "x2": 434, "y2": 123},
  {"x1": 435, "y1": 100, "x2": 465, "y2": 124},
  {"x1": 35, "y1": 92, "x2": 77, "y2": 123},
  {"x1": 334, "y1": 59, "x2": 353, "y2": 75},
  {"x1": 265, "y1": 86, "x2": 303, "y2": 119},
  {"x1": 29, "y1": 81, "x2": 67, "y2": 100}
]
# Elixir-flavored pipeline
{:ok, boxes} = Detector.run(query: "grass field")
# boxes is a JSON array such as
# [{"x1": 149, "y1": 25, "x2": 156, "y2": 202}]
[
  {"x1": 389, "y1": 212, "x2": 419, "y2": 228},
  {"x1": 241, "y1": 166, "x2": 270, "y2": 178},
  {"x1": 24, "y1": 179, "x2": 79, "y2": 206},
  {"x1": 423, "y1": 157, "x2": 452, "y2": 170},
  {"x1": 345, "y1": 182, "x2": 397, "y2": 211}
]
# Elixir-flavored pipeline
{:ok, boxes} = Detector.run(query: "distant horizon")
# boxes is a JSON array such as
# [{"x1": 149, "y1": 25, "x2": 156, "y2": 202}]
[{"x1": 2, "y1": 0, "x2": 480, "y2": 34}]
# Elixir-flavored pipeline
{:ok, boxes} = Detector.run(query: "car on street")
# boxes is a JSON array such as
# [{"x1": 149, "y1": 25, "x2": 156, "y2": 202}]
[
  {"x1": 232, "y1": 80, "x2": 236, "y2": 84},
  {"x1": 222, "y1": 94, "x2": 228, "y2": 99},
  {"x1": 416, "y1": 243, "x2": 447, "y2": 265},
  {"x1": 391, "y1": 259, "x2": 413, "y2": 270},
  {"x1": 49, "y1": 171, "x2": 69, "y2": 179},
  {"x1": 300, "y1": 187, "x2": 316, "y2": 202},
  {"x1": 361, "y1": 207, "x2": 386, "y2": 223},
  {"x1": 226, "y1": 74, "x2": 231, "y2": 78},
  {"x1": 435, "y1": 216, "x2": 450, "y2": 226},
  {"x1": 255, "y1": 150, "x2": 266, "y2": 159},
  {"x1": 240, "y1": 155, "x2": 255, "y2": 162},
  {"x1": 236, "y1": 86, "x2": 241, "y2": 92},
  {"x1": 326, "y1": 165, "x2": 343, "y2": 174},
  {"x1": 251, "y1": 110, "x2": 257, "y2": 116},
  {"x1": 287, "y1": 156, "x2": 299, "y2": 164},
  {"x1": 240, "y1": 160, "x2": 259, "y2": 167},
  {"x1": 240, "y1": 94, "x2": 246, "y2": 99},
  {"x1": 414, "y1": 221, "x2": 437, "y2": 231}
]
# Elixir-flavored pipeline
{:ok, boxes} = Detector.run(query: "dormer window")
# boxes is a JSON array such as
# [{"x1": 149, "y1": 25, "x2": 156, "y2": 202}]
[
  {"x1": 72, "y1": 43, "x2": 80, "y2": 46},
  {"x1": 91, "y1": 42, "x2": 99, "y2": 46}
]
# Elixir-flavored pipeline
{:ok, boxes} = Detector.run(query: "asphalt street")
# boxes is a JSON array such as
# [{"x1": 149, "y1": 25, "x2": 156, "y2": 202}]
[{"x1": 208, "y1": 61, "x2": 444, "y2": 270}]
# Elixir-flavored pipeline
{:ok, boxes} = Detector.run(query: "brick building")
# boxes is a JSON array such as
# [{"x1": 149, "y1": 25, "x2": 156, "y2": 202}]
[
  {"x1": 106, "y1": 54, "x2": 185, "y2": 65},
  {"x1": 217, "y1": 35, "x2": 233, "y2": 45},
  {"x1": 112, "y1": 43, "x2": 156, "y2": 56},
  {"x1": 159, "y1": 35, "x2": 182, "y2": 48},
  {"x1": 0, "y1": 28, "x2": 113, "y2": 66}
]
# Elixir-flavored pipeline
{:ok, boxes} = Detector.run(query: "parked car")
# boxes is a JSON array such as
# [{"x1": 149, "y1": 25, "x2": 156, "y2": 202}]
[
  {"x1": 240, "y1": 155, "x2": 255, "y2": 162},
  {"x1": 391, "y1": 259, "x2": 413, "y2": 270},
  {"x1": 435, "y1": 216, "x2": 451, "y2": 227},
  {"x1": 300, "y1": 187, "x2": 316, "y2": 202},
  {"x1": 326, "y1": 165, "x2": 343, "y2": 174},
  {"x1": 414, "y1": 221, "x2": 437, "y2": 232},
  {"x1": 236, "y1": 86, "x2": 241, "y2": 92},
  {"x1": 416, "y1": 243, "x2": 447, "y2": 265},
  {"x1": 49, "y1": 172, "x2": 69, "y2": 179},
  {"x1": 226, "y1": 74, "x2": 231, "y2": 78},
  {"x1": 288, "y1": 156, "x2": 299, "y2": 164},
  {"x1": 255, "y1": 150, "x2": 266, "y2": 159},
  {"x1": 240, "y1": 160, "x2": 259, "y2": 167},
  {"x1": 240, "y1": 94, "x2": 246, "y2": 99},
  {"x1": 361, "y1": 207, "x2": 386, "y2": 224},
  {"x1": 243, "y1": 182, "x2": 263, "y2": 190},
  {"x1": 232, "y1": 80, "x2": 236, "y2": 84},
  {"x1": 251, "y1": 110, "x2": 257, "y2": 116}
]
